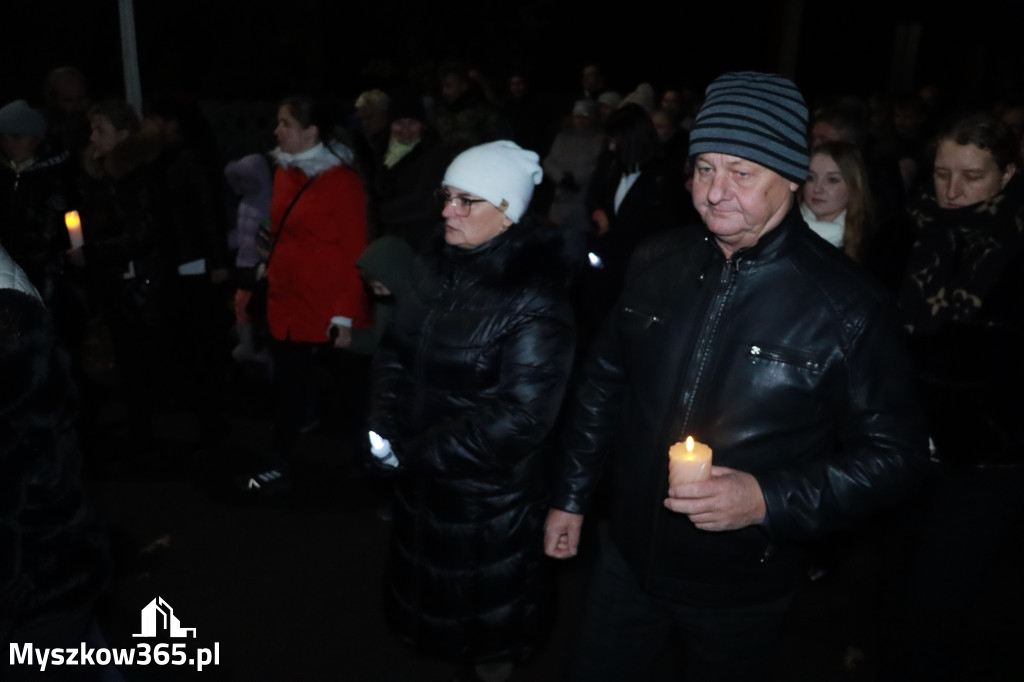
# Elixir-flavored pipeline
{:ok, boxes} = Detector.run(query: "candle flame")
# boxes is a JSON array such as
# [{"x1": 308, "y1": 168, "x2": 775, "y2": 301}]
[
  {"x1": 686, "y1": 436, "x2": 694, "y2": 452},
  {"x1": 64, "y1": 210, "x2": 81, "y2": 230}
]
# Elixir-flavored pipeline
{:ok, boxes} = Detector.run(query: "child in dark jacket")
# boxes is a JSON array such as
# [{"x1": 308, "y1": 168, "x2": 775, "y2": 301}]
[{"x1": 346, "y1": 235, "x2": 415, "y2": 356}]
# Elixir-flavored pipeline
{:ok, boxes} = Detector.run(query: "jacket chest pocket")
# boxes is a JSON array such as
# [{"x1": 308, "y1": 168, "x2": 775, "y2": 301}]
[
  {"x1": 746, "y1": 343, "x2": 824, "y2": 373},
  {"x1": 617, "y1": 305, "x2": 670, "y2": 340},
  {"x1": 709, "y1": 341, "x2": 833, "y2": 430}
]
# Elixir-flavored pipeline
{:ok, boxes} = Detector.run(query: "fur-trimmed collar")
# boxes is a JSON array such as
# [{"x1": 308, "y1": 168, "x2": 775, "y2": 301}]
[
  {"x1": 428, "y1": 216, "x2": 579, "y2": 287},
  {"x1": 270, "y1": 141, "x2": 354, "y2": 178},
  {"x1": 82, "y1": 120, "x2": 162, "y2": 181}
]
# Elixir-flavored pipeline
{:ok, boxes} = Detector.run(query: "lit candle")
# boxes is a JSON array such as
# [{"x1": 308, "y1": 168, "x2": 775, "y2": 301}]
[
  {"x1": 65, "y1": 210, "x2": 84, "y2": 249},
  {"x1": 668, "y1": 436, "x2": 713, "y2": 487}
]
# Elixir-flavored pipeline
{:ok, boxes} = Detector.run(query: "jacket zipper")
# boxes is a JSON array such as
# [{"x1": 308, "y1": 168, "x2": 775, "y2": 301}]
[
  {"x1": 677, "y1": 257, "x2": 740, "y2": 438},
  {"x1": 646, "y1": 255, "x2": 740, "y2": 583}
]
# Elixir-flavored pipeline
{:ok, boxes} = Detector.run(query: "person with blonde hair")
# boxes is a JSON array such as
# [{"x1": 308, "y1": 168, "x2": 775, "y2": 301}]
[{"x1": 801, "y1": 140, "x2": 875, "y2": 262}]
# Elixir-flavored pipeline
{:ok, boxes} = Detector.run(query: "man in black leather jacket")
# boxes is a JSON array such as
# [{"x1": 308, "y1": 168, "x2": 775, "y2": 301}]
[{"x1": 544, "y1": 72, "x2": 928, "y2": 682}]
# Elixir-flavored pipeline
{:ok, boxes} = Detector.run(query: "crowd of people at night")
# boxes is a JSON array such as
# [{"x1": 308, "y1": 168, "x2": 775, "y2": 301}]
[{"x1": 2, "y1": 57, "x2": 1023, "y2": 681}]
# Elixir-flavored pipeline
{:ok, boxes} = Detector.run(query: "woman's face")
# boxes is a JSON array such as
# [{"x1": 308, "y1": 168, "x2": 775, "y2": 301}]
[
  {"x1": 274, "y1": 105, "x2": 319, "y2": 155},
  {"x1": 390, "y1": 118, "x2": 422, "y2": 146},
  {"x1": 440, "y1": 185, "x2": 512, "y2": 250},
  {"x1": 934, "y1": 140, "x2": 1015, "y2": 209},
  {"x1": 89, "y1": 114, "x2": 129, "y2": 157},
  {"x1": 803, "y1": 153, "x2": 849, "y2": 222}
]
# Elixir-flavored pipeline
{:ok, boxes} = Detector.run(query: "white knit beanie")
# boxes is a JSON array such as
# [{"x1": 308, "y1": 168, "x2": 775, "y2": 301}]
[{"x1": 442, "y1": 140, "x2": 542, "y2": 223}]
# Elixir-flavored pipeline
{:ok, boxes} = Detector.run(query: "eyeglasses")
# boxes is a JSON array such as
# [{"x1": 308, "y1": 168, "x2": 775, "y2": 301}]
[{"x1": 435, "y1": 188, "x2": 489, "y2": 217}]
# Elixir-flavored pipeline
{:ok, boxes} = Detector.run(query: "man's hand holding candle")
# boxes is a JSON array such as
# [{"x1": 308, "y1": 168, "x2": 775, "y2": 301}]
[{"x1": 665, "y1": 466, "x2": 767, "y2": 532}]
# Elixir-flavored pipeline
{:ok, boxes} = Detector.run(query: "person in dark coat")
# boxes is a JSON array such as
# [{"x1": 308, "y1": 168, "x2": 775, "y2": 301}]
[
  {"x1": 373, "y1": 90, "x2": 450, "y2": 251},
  {"x1": 580, "y1": 102, "x2": 686, "y2": 343},
  {"x1": 0, "y1": 99, "x2": 88, "y2": 361},
  {"x1": 884, "y1": 113, "x2": 1024, "y2": 682},
  {"x1": 0, "y1": 245, "x2": 110, "y2": 680},
  {"x1": 544, "y1": 72, "x2": 927, "y2": 682},
  {"x1": 368, "y1": 141, "x2": 575, "y2": 682},
  {"x1": 77, "y1": 99, "x2": 177, "y2": 453}
]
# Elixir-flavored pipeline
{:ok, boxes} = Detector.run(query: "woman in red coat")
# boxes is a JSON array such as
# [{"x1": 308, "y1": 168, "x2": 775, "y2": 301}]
[{"x1": 246, "y1": 95, "x2": 369, "y2": 492}]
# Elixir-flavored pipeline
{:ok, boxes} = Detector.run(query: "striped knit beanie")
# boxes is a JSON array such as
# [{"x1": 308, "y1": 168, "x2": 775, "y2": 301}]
[{"x1": 688, "y1": 72, "x2": 809, "y2": 184}]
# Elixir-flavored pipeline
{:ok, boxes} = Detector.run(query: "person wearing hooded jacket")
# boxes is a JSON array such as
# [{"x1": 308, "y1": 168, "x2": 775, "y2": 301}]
[
  {"x1": 0, "y1": 100, "x2": 78, "y2": 314},
  {"x1": 0, "y1": 99, "x2": 91, "y2": 402},
  {"x1": 368, "y1": 141, "x2": 576, "y2": 682},
  {"x1": 0, "y1": 245, "x2": 111, "y2": 680},
  {"x1": 224, "y1": 152, "x2": 274, "y2": 362}
]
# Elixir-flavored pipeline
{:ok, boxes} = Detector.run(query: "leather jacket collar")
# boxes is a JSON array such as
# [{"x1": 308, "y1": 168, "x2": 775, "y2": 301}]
[{"x1": 702, "y1": 197, "x2": 802, "y2": 267}]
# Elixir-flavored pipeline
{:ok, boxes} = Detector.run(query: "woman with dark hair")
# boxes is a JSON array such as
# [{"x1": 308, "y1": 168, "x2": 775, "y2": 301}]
[
  {"x1": 368, "y1": 141, "x2": 575, "y2": 682},
  {"x1": 79, "y1": 98, "x2": 174, "y2": 454},
  {"x1": 242, "y1": 95, "x2": 369, "y2": 492},
  {"x1": 885, "y1": 113, "x2": 1023, "y2": 681},
  {"x1": 581, "y1": 102, "x2": 684, "y2": 339}
]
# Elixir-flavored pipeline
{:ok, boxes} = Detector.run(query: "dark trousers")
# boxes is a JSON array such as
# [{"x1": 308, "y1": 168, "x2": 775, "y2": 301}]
[
  {"x1": 267, "y1": 338, "x2": 322, "y2": 468},
  {"x1": 879, "y1": 462, "x2": 1024, "y2": 681},
  {"x1": 568, "y1": 531, "x2": 791, "y2": 682}
]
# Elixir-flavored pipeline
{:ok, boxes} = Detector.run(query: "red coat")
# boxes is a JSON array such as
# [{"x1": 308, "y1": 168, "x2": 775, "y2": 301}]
[{"x1": 267, "y1": 163, "x2": 369, "y2": 342}]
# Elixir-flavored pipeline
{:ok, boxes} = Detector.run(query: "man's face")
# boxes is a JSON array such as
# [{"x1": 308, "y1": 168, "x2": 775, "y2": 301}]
[
  {"x1": 441, "y1": 74, "x2": 468, "y2": 103},
  {"x1": 509, "y1": 76, "x2": 527, "y2": 98},
  {"x1": 652, "y1": 111, "x2": 674, "y2": 142},
  {"x1": 582, "y1": 65, "x2": 602, "y2": 92},
  {"x1": 54, "y1": 76, "x2": 89, "y2": 113},
  {"x1": 691, "y1": 153, "x2": 798, "y2": 258},
  {"x1": 1, "y1": 133, "x2": 40, "y2": 164},
  {"x1": 661, "y1": 90, "x2": 681, "y2": 114}
]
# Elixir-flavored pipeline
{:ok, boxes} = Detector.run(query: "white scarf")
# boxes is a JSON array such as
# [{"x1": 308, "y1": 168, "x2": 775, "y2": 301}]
[{"x1": 271, "y1": 141, "x2": 354, "y2": 177}]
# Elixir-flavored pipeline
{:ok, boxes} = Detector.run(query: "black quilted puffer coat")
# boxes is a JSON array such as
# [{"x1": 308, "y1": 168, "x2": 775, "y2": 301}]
[
  {"x1": 1, "y1": 247, "x2": 110, "y2": 638},
  {"x1": 369, "y1": 217, "x2": 576, "y2": 664}
]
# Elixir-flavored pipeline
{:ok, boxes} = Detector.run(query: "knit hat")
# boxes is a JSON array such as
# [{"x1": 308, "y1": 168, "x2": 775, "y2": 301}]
[
  {"x1": 597, "y1": 91, "x2": 623, "y2": 111},
  {"x1": 621, "y1": 83, "x2": 656, "y2": 114},
  {"x1": 572, "y1": 99, "x2": 597, "y2": 118},
  {"x1": 442, "y1": 141, "x2": 542, "y2": 222},
  {"x1": 388, "y1": 88, "x2": 426, "y2": 123},
  {"x1": 688, "y1": 72, "x2": 809, "y2": 184},
  {"x1": 0, "y1": 99, "x2": 47, "y2": 137}
]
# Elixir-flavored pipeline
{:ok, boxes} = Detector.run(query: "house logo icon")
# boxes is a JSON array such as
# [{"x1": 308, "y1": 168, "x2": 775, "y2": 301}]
[{"x1": 133, "y1": 597, "x2": 197, "y2": 638}]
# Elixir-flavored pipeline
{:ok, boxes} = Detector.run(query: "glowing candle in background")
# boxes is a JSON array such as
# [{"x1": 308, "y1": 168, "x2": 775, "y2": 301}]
[
  {"x1": 65, "y1": 210, "x2": 84, "y2": 249},
  {"x1": 668, "y1": 436, "x2": 713, "y2": 487}
]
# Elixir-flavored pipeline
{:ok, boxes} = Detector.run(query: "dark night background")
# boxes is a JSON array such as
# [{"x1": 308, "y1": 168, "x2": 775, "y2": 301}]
[
  {"x1": 3, "y1": 4, "x2": 1024, "y2": 681},
  {"x1": 3, "y1": 1, "x2": 1024, "y2": 110}
]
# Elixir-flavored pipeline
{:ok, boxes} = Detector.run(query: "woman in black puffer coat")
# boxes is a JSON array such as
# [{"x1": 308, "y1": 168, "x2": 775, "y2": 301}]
[
  {"x1": 0, "y1": 246, "x2": 110, "y2": 671},
  {"x1": 369, "y1": 141, "x2": 576, "y2": 681}
]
